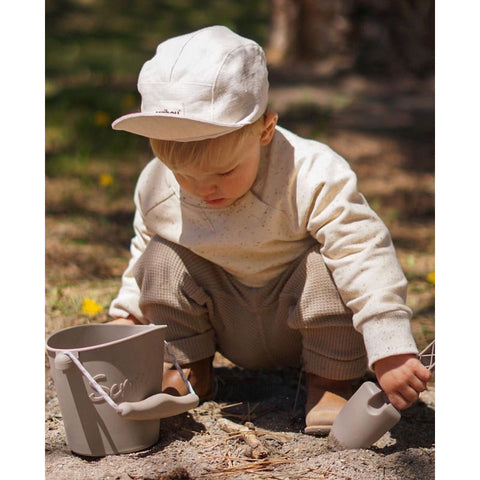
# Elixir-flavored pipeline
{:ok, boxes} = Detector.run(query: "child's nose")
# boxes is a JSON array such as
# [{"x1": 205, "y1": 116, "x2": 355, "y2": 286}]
[{"x1": 195, "y1": 179, "x2": 217, "y2": 196}]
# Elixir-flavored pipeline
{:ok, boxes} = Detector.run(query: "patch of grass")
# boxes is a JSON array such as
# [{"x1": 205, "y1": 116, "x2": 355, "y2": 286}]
[{"x1": 45, "y1": 279, "x2": 119, "y2": 336}]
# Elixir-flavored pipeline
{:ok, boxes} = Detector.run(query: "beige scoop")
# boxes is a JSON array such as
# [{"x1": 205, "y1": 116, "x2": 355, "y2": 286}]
[{"x1": 328, "y1": 340, "x2": 435, "y2": 450}]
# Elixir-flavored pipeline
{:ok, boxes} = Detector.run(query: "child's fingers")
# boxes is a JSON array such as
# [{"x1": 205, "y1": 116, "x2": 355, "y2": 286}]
[
  {"x1": 408, "y1": 375, "x2": 427, "y2": 394},
  {"x1": 376, "y1": 355, "x2": 432, "y2": 410},
  {"x1": 404, "y1": 357, "x2": 432, "y2": 382},
  {"x1": 416, "y1": 363, "x2": 433, "y2": 382},
  {"x1": 405, "y1": 361, "x2": 431, "y2": 397},
  {"x1": 388, "y1": 393, "x2": 408, "y2": 410},
  {"x1": 389, "y1": 382, "x2": 423, "y2": 410},
  {"x1": 388, "y1": 388, "x2": 416, "y2": 410}
]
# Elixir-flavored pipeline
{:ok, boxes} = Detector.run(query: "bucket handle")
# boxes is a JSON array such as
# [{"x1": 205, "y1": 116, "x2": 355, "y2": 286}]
[{"x1": 57, "y1": 341, "x2": 199, "y2": 421}]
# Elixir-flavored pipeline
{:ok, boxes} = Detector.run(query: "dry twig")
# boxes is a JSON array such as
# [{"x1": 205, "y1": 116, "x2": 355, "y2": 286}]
[
  {"x1": 202, "y1": 457, "x2": 292, "y2": 477},
  {"x1": 218, "y1": 418, "x2": 269, "y2": 459}
]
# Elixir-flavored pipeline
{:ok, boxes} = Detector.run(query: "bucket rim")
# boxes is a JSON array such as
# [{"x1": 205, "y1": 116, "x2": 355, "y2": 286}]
[{"x1": 45, "y1": 323, "x2": 167, "y2": 353}]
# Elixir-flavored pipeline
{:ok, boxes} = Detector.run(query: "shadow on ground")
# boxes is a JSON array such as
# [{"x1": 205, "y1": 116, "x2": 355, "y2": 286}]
[{"x1": 195, "y1": 366, "x2": 435, "y2": 451}]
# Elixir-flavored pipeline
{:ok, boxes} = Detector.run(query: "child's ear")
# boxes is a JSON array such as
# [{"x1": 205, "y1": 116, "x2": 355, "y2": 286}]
[{"x1": 260, "y1": 112, "x2": 278, "y2": 146}]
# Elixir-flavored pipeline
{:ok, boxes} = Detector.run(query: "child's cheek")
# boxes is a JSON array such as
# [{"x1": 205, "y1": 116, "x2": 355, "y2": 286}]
[{"x1": 223, "y1": 177, "x2": 240, "y2": 195}]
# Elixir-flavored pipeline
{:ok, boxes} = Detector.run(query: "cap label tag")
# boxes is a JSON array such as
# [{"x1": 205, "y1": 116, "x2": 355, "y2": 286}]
[{"x1": 155, "y1": 101, "x2": 184, "y2": 116}]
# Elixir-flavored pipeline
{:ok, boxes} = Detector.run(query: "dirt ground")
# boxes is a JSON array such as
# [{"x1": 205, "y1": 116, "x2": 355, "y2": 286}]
[
  {"x1": 45, "y1": 359, "x2": 435, "y2": 480},
  {"x1": 45, "y1": 71, "x2": 435, "y2": 479}
]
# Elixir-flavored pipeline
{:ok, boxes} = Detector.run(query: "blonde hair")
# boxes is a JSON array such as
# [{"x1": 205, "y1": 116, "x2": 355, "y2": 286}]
[{"x1": 150, "y1": 116, "x2": 265, "y2": 171}]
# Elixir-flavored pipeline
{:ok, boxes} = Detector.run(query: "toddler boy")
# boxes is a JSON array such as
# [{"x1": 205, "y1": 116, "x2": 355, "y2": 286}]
[{"x1": 108, "y1": 25, "x2": 431, "y2": 434}]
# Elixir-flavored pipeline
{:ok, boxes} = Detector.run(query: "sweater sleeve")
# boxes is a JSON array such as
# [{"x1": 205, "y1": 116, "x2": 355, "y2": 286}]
[
  {"x1": 303, "y1": 150, "x2": 418, "y2": 367},
  {"x1": 108, "y1": 187, "x2": 152, "y2": 323}
]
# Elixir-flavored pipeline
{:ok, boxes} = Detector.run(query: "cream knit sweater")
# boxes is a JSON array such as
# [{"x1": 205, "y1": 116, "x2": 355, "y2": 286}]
[{"x1": 110, "y1": 126, "x2": 418, "y2": 367}]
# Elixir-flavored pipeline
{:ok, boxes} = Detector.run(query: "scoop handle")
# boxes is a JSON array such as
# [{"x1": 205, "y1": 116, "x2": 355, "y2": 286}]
[{"x1": 117, "y1": 392, "x2": 199, "y2": 420}]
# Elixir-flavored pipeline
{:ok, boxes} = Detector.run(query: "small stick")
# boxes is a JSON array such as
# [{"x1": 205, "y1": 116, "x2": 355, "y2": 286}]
[{"x1": 218, "y1": 418, "x2": 269, "y2": 459}]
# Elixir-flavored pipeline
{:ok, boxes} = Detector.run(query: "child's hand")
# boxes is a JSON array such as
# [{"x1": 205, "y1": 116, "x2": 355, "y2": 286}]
[{"x1": 374, "y1": 354, "x2": 432, "y2": 410}]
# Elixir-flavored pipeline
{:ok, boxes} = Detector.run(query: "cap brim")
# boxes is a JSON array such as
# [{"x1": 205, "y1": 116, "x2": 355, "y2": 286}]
[{"x1": 111, "y1": 112, "x2": 245, "y2": 141}]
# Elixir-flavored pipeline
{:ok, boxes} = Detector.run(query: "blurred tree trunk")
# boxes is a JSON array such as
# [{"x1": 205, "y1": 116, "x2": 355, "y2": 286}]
[
  {"x1": 266, "y1": 0, "x2": 434, "y2": 77},
  {"x1": 350, "y1": 0, "x2": 434, "y2": 76},
  {"x1": 266, "y1": 0, "x2": 351, "y2": 66},
  {"x1": 266, "y1": 0, "x2": 300, "y2": 66}
]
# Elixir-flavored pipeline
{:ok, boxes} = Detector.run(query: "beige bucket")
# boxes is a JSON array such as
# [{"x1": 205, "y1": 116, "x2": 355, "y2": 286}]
[{"x1": 46, "y1": 324, "x2": 199, "y2": 457}]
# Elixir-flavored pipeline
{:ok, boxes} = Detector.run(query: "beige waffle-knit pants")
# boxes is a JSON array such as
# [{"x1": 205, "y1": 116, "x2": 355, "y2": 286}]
[{"x1": 134, "y1": 235, "x2": 367, "y2": 380}]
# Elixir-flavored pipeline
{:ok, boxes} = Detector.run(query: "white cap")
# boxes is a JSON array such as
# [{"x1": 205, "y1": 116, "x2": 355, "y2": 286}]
[{"x1": 112, "y1": 26, "x2": 269, "y2": 141}]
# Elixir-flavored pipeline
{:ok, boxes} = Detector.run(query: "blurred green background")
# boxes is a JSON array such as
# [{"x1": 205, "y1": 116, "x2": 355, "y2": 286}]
[{"x1": 46, "y1": 0, "x2": 270, "y2": 176}]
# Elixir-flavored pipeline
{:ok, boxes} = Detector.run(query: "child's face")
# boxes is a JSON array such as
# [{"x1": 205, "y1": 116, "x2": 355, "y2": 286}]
[
  {"x1": 172, "y1": 135, "x2": 262, "y2": 209},
  {"x1": 171, "y1": 112, "x2": 278, "y2": 209}
]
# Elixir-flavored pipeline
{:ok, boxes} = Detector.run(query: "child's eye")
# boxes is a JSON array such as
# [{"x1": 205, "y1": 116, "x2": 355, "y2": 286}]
[{"x1": 219, "y1": 167, "x2": 236, "y2": 177}]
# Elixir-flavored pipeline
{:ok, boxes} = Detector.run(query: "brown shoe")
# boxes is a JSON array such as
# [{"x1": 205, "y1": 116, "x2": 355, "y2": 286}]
[
  {"x1": 304, "y1": 373, "x2": 354, "y2": 435},
  {"x1": 162, "y1": 356, "x2": 215, "y2": 403}
]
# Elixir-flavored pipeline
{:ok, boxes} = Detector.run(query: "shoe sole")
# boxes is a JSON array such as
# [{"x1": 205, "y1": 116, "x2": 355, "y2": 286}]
[{"x1": 304, "y1": 425, "x2": 331, "y2": 435}]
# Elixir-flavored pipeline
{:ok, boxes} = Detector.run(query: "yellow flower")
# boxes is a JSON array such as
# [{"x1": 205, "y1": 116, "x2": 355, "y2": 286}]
[
  {"x1": 99, "y1": 173, "x2": 114, "y2": 187},
  {"x1": 426, "y1": 272, "x2": 435, "y2": 285},
  {"x1": 81, "y1": 297, "x2": 103, "y2": 316},
  {"x1": 94, "y1": 111, "x2": 110, "y2": 127}
]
